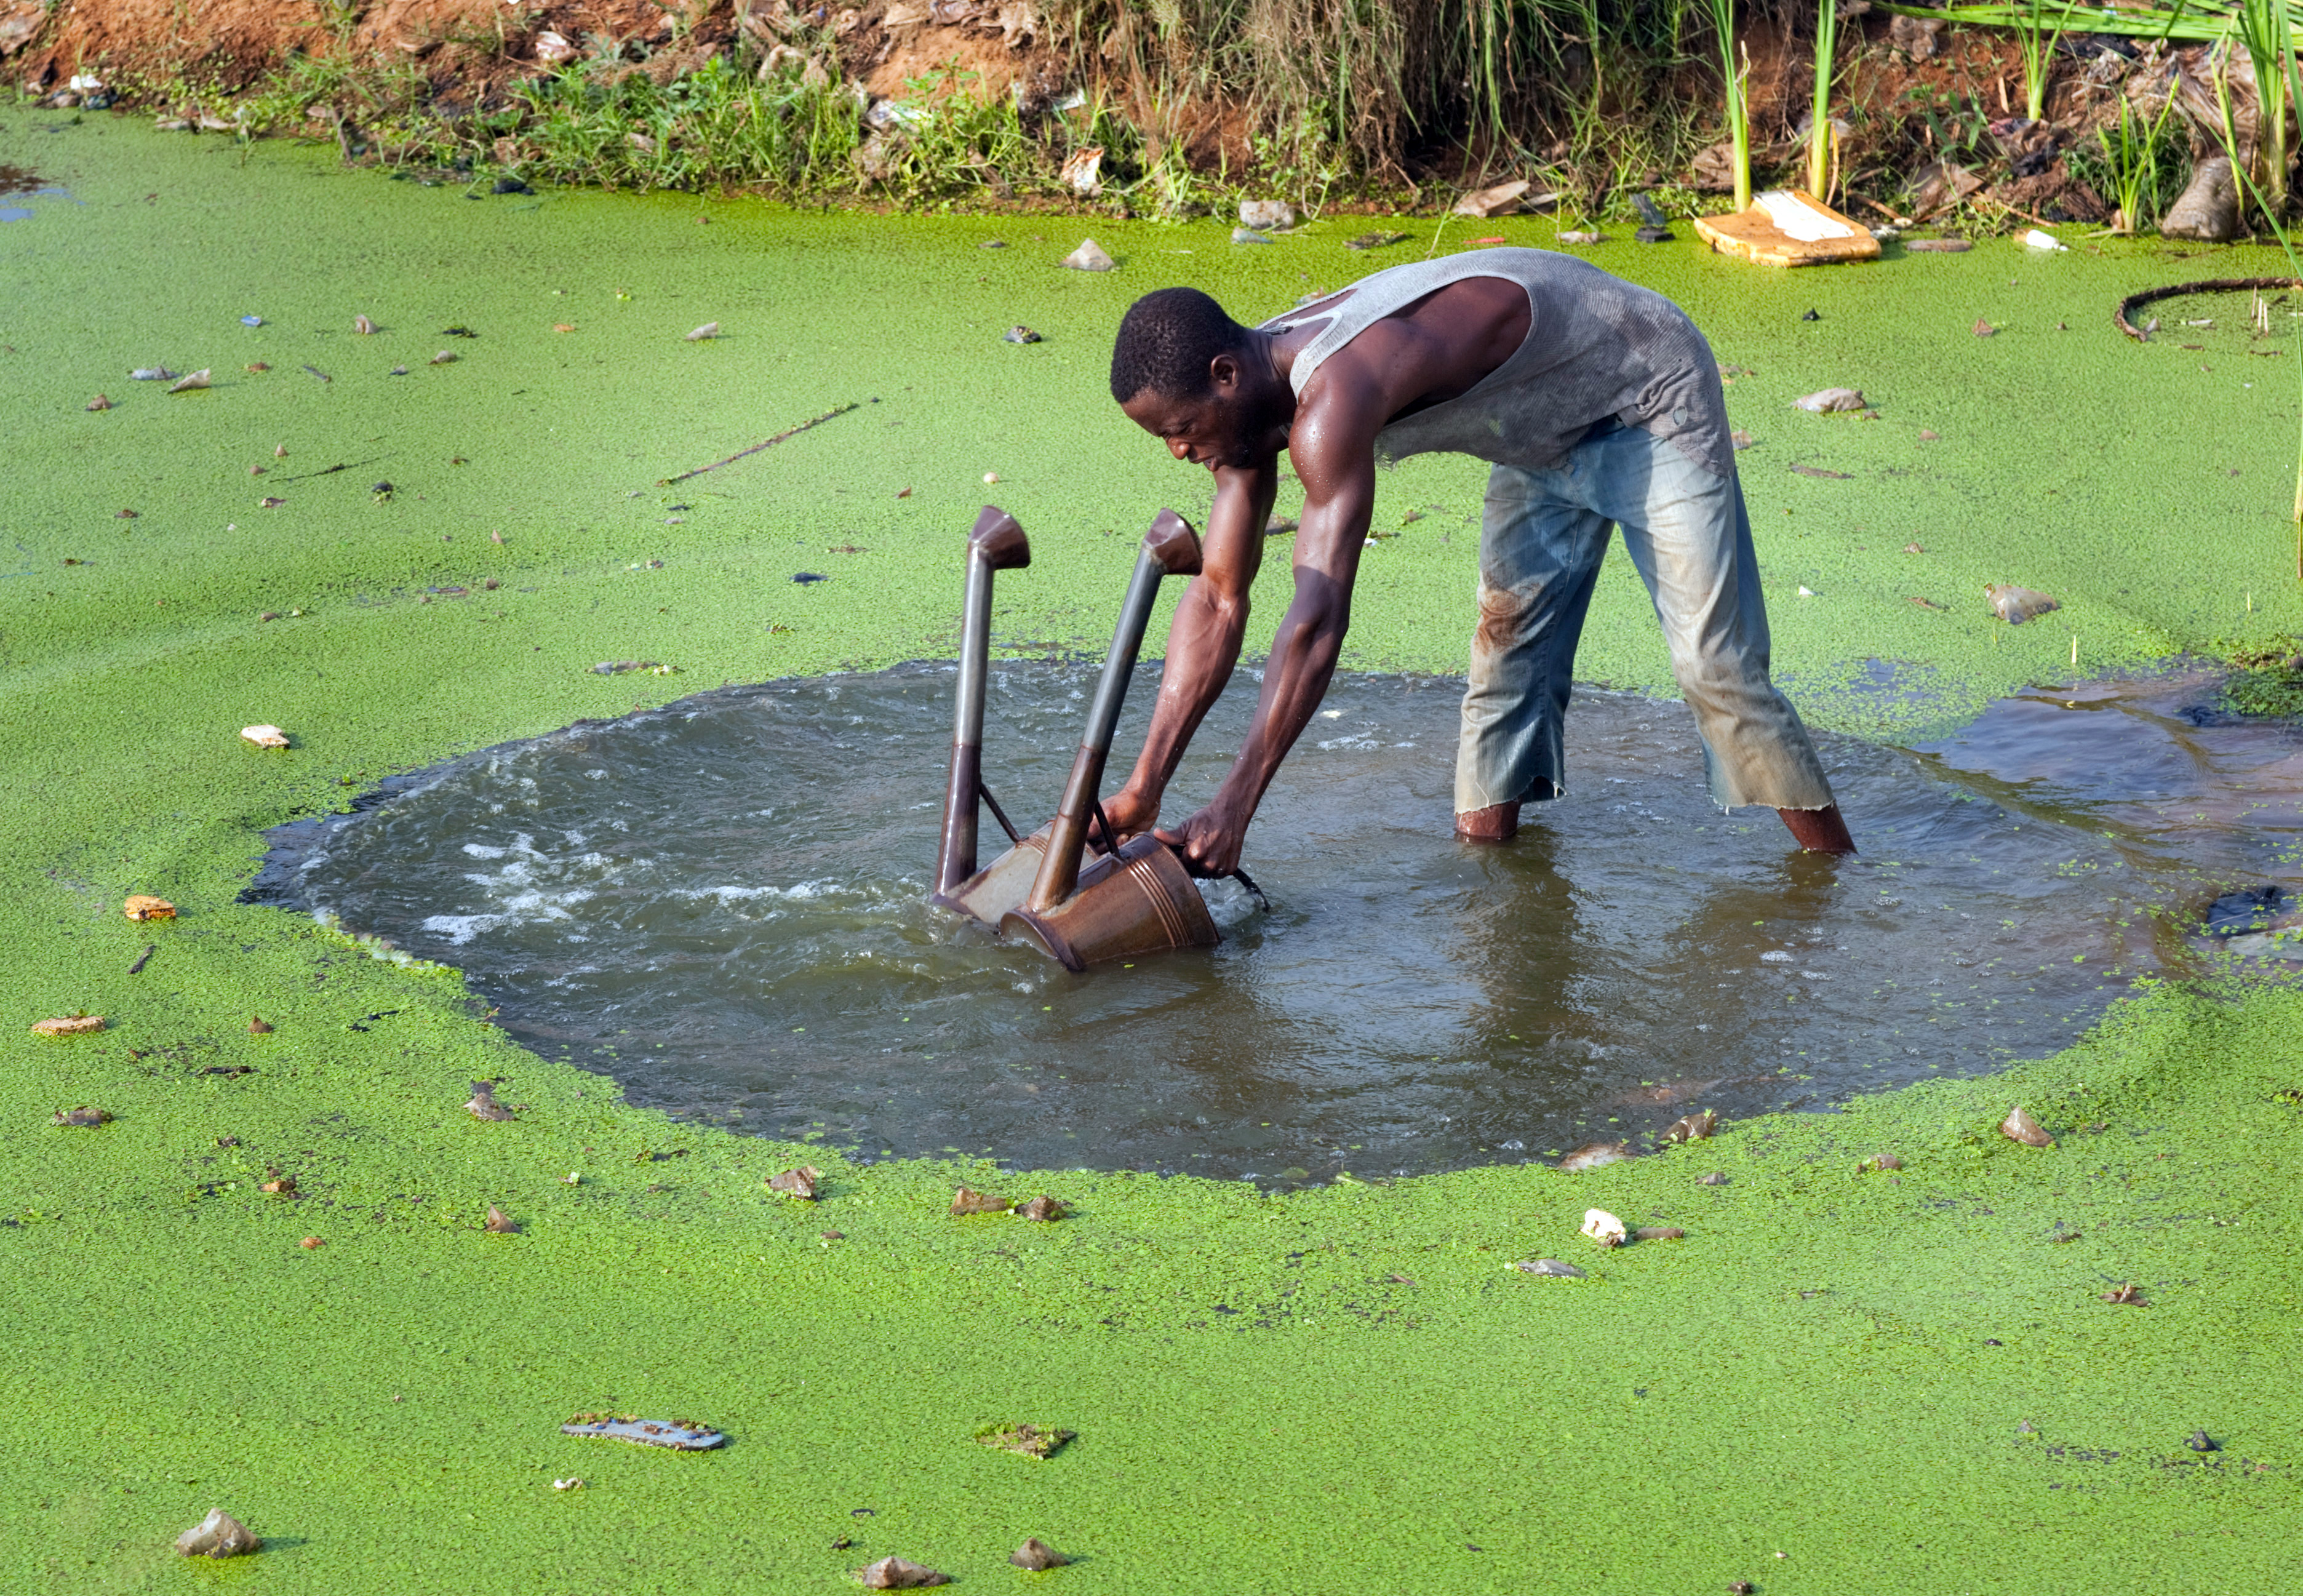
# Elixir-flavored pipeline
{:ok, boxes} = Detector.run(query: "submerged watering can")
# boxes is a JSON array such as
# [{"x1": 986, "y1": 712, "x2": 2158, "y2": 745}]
[{"x1": 931, "y1": 506, "x2": 1225, "y2": 972}]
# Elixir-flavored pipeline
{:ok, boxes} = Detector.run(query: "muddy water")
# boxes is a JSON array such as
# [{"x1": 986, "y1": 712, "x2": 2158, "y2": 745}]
[{"x1": 265, "y1": 664, "x2": 2302, "y2": 1182}]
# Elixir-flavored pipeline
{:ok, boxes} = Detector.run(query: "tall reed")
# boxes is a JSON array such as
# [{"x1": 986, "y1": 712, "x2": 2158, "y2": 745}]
[
  {"x1": 2232, "y1": 0, "x2": 2303, "y2": 213},
  {"x1": 1807, "y1": 0, "x2": 1837, "y2": 200},
  {"x1": 1706, "y1": 0, "x2": 1752, "y2": 210}
]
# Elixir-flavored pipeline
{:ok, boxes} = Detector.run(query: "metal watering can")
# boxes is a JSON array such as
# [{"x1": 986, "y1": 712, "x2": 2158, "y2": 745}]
[{"x1": 930, "y1": 505, "x2": 1227, "y2": 972}]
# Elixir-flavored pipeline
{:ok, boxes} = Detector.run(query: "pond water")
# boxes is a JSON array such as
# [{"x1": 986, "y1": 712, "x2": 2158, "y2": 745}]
[{"x1": 255, "y1": 663, "x2": 2303, "y2": 1183}]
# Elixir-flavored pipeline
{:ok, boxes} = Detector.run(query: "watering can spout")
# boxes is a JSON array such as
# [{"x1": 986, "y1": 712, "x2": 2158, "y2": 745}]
[{"x1": 932, "y1": 506, "x2": 1031, "y2": 904}]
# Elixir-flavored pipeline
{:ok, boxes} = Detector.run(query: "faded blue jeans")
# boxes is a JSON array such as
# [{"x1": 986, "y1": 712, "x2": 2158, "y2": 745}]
[{"x1": 1456, "y1": 420, "x2": 1837, "y2": 815}]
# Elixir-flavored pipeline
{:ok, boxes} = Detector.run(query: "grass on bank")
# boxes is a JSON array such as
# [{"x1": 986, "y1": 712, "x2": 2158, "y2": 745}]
[{"x1": 52, "y1": 0, "x2": 2269, "y2": 229}]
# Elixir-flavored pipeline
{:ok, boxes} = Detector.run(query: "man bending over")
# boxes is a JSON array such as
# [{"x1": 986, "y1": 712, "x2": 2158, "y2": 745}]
[{"x1": 1097, "y1": 249, "x2": 1854, "y2": 873}]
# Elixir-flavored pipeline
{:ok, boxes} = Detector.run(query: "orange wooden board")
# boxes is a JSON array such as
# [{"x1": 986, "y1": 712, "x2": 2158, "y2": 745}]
[{"x1": 1693, "y1": 191, "x2": 1882, "y2": 268}]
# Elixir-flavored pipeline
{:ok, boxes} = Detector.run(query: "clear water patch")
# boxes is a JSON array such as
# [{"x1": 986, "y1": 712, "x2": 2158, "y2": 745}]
[{"x1": 253, "y1": 663, "x2": 2303, "y2": 1183}]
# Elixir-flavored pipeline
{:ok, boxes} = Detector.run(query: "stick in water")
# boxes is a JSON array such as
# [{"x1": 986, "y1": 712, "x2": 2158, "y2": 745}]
[{"x1": 658, "y1": 403, "x2": 859, "y2": 487}]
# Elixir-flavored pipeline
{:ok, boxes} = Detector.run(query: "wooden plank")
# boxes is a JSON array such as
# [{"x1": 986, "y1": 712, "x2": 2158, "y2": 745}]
[{"x1": 1693, "y1": 191, "x2": 1882, "y2": 268}]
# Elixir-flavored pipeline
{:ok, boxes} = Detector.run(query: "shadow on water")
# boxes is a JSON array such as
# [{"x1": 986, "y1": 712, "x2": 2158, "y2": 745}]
[{"x1": 252, "y1": 662, "x2": 2303, "y2": 1183}]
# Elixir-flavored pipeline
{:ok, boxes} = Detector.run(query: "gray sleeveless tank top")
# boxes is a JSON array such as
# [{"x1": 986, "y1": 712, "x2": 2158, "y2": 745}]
[{"x1": 1260, "y1": 249, "x2": 1730, "y2": 479}]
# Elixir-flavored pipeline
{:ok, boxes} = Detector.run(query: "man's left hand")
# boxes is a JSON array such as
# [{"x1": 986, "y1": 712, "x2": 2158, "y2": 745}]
[{"x1": 1154, "y1": 794, "x2": 1253, "y2": 879}]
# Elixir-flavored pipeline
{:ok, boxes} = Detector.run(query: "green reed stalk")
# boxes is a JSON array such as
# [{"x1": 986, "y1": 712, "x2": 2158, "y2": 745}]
[
  {"x1": 1707, "y1": 0, "x2": 1752, "y2": 211},
  {"x1": 2233, "y1": 0, "x2": 2302, "y2": 214},
  {"x1": 1808, "y1": 0, "x2": 1838, "y2": 199},
  {"x1": 2010, "y1": 0, "x2": 2074, "y2": 121}
]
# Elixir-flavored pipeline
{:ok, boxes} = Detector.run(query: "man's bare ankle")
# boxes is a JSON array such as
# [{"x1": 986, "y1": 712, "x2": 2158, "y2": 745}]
[{"x1": 1455, "y1": 801, "x2": 1522, "y2": 843}]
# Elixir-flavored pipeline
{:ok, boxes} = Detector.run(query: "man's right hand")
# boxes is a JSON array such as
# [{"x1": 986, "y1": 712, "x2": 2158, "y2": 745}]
[{"x1": 1100, "y1": 785, "x2": 1162, "y2": 843}]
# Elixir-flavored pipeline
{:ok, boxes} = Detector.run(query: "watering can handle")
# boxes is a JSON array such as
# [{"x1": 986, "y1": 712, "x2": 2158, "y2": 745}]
[{"x1": 1163, "y1": 840, "x2": 1270, "y2": 912}]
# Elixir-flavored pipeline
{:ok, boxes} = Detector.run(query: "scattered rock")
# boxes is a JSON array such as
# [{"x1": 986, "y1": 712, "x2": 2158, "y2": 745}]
[
  {"x1": 1239, "y1": 198, "x2": 1296, "y2": 229},
  {"x1": 2101, "y1": 1281, "x2": 2144, "y2": 1304},
  {"x1": 122, "y1": 894, "x2": 175, "y2": 922},
  {"x1": 466, "y1": 1082, "x2": 517, "y2": 1121},
  {"x1": 53, "y1": 1106, "x2": 113, "y2": 1126},
  {"x1": 767, "y1": 1165, "x2": 821, "y2": 1199},
  {"x1": 1730, "y1": 429, "x2": 1756, "y2": 450},
  {"x1": 249, "y1": 1016, "x2": 273, "y2": 1034},
  {"x1": 1556, "y1": 1141, "x2": 1630, "y2": 1171},
  {"x1": 561, "y1": 1413, "x2": 727, "y2": 1449},
  {"x1": 175, "y1": 1508, "x2": 261, "y2": 1558},
  {"x1": 535, "y1": 29, "x2": 578, "y2": 63},
  {"x1": 1060, "y1": 239, "x2": 1114, "y2": 271},
  {"x1": 86, "y1": 394, "x2": 111, "y2": 411},
  {"x1": 1971, "y1": 317, "x2": 1998, "y2": 338},
  {"x1": 354, "y1": 314, "x2": 377, "y2": 335},
  {"x1": 1662, "y1": 1111, "x2": 1717, "y2": 1144},
  {"x1": 860, "y1": 1556, "x2": 951, "y2": 1589},
  {"x1": 1346, "y1": 231, "x2": 1410, "y2": 250},
  {"x1": 2000, "y1": 1105, "x2": 2054, "y2": 1147},
  {"x1": 1905, "y1": 238, "x2": 1971, "y2": 253},
  {"x1": 1512, "y1": 1258, "x2": 1586, "y2": 1277},
  {"x1": 259, "y1": 496, "x2": 286, "y2": 508},
  {"x1": 1729, "y1": 1582, "x2": 1757, "y2": 1596},
  {"x1": 950, "y1": 1187, "x2": 1010, "y2": 1216},
  {"x1": 493, "y1": 176, "x2": 533, "y2": 195},
  {"x1": 1984, "y1": 583, "x2": 2059, "y2": 625},
  {"x1": 1792, "y1": 387, "x2": 1866, "y2": 413},
  {"x1": 1697, "y1": 1171, "x2": 1729, "y2": 1186},
  {"x1": 2205, "y1": 885, "x2": 2285, "y2": 936},
  {"x1": 248, "y1": 361, "x2": 270, "y2": 372},
  {"x1": 2187, "y1": 1429, "x2": 2218, "y2": 1453},
  {"x1": 241, "y1": 724, "x2": 290, "y2": 749},
  {"x1": 1633, "y1": 1226, "x2": 1685, "y2": 1242},
  {"x1": 685, "y1": 322, "x2": 719, "y2": 341},
  {"x1": 2162, "y1": 156, "x2": 2241, "y2": 243},
  {"x1": 1581, "y1": 1207, "x2": 1629, "y2": 1247},
  {"x1": 1635, "y1": 225, "x2": 1674, "y2": 244},
  {"x1": 975, "y1": 1421, "x2": 1074, "y2": 1459},
  {"x1": 979, "y1": 238, "x2": 1007, "y2": 249},
  {"x1": 589, "y1": 660, "x2": 668, "y2": 675},
  {"x1": 129, "y1": 367, "x2": 178, "y2": 381},
  {"x1": 1859, "y1": 1152, "x2": 1903, "y2": 1172},
  {"x1": 1555, "y1": 228, "x2": 1603, "y2": 244},
  {"x1": 430, "y1": 350, "x2": 457, "y2": 365},
  {"x1": 300, "y1": 1235, "x2": 324, "y2": 1248},
  {"x1": 1011, "y1": 1538, "x2": 1070, "y2": 1570},
  {"x1": 260, "y1": 1172, "x2": 297, "y2": 1194},
  {"x1": 166, "y1": 369, "x2": 211, "y2": 393},
  {"x1": 1889, "y1": 13, "x2": 1945, "y2": 57},
  {"x1": 32, "y1": 1015, "x2": 105, "y2": 1037},
  {"x1": 1016, "y1": 1194, "x2": 1068, "y2": 1221},
  {"x1": 1800, "y1": 308, "x2": 1821, "y2": 321},
  {"x1": 792, "y1": 572, "x2": 829, "y2": 585},
  {"x1": 1003, "y1": 324, "x2": 1042, "y2": 343},
  {"x1": 484, "y1": 1204, "x2": 521, "y2": 1234},
  {"x1": 1455, "y1": 179, "x2": 1533, "y2": 218}
]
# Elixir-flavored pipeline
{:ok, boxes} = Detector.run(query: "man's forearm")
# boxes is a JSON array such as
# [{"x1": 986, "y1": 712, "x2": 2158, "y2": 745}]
[
  {"x1": 1213, "y1": 577, "x2": 1349, "y2": 819},
  {"x1": 1115, "y1": 575, "x2": 1249, "y2": 805}
]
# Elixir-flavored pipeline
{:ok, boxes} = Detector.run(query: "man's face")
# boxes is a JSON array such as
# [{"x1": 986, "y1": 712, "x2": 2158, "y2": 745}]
[{"x1": 1119, "y1": 354, "x2": 1280, "y2": 472}]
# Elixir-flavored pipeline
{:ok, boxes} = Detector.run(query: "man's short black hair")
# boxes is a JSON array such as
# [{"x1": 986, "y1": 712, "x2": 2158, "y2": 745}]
[{"x1": 1110, "y1": 287, "x2": 1248, "y2": 404}]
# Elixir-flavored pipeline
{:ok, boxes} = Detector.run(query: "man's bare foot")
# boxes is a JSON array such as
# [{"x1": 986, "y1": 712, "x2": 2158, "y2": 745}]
[
  {"x1": 1455, "y1": 801, "x2": 1521, "y2": 843},
  {"x1": 1778, "y1": 804, "x2": 1855, "y2": 854}
]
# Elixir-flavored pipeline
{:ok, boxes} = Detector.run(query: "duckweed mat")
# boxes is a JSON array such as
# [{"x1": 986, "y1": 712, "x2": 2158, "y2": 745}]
[{"x1": 4, "y1": 116, "x2": 2302, "y2": 1591}]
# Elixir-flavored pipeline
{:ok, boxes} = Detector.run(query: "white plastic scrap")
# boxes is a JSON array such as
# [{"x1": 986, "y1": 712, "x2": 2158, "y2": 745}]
[
  {"x1": 1581, "y1": 1208, "x2": 1629, "y2": 1247},
  {"x1": 2022, "y1": 228, "x2": 2069, "y2": 252}
]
